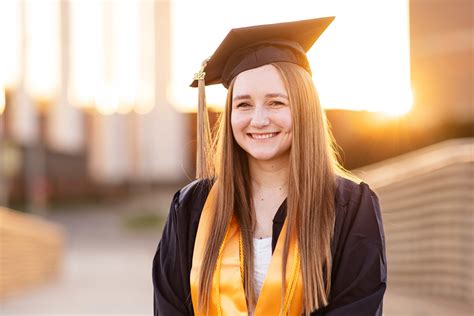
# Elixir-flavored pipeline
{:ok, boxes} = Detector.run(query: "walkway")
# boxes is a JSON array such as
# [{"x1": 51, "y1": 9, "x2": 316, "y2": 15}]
[{"x1": 1, "y1": 192, "x2": 472, "y2": 315}]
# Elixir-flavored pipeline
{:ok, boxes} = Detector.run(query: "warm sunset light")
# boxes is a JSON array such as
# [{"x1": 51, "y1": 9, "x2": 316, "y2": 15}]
[
  {"x1": 24, "y1": 0, "x2": 60, "y2": 101},
  {"x1": 95, "y1": 85, "x2": 119, "y2": 115},
  {"x1": 69, "y1": 1, "x2": 104, "y2": 108},
  {"x1": 383, "y1": 90, "x2": 414, "y2": 117},
  {"x1": 69, "y1": 0, "x2": 155, "y2": 115},
  {"x1": 170, "y1": 0, "x2": 412, "y2": 117},
  {"x1": 0, "y1": 1, "x2": 21, "y2": 89},
  {"x1": 0, "y1": 86, "x2": 5, "y2": 115}
]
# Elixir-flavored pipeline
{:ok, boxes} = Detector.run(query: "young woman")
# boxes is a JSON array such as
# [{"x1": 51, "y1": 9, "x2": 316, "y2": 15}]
[{"x1": 153, "y1": 17, "x2": 387, "y2": 316}]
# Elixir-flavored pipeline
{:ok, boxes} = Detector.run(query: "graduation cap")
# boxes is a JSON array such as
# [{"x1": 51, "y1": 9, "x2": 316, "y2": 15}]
[{"x1": 192, "y1": 16, "x2": 335, "y2": 178}]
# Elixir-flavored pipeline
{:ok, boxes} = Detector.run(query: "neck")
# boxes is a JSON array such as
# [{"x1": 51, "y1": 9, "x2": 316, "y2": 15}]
[{"x1": 248, "y1": 154, "x2": 290, "y2": 191}]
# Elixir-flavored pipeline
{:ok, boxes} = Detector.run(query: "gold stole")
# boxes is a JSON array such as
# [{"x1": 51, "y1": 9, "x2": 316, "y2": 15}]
[{"x1": 190, "y1": 183, "x2": 303, "y2": 316}]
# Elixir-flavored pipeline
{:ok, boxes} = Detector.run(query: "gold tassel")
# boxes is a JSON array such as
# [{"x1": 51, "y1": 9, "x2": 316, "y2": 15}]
[{"x1": 194, "y1": 58, "x2": 212, "y2": 179}]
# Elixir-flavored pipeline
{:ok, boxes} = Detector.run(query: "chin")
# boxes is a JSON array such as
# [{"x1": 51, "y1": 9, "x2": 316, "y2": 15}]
[
  {"x1": 250, "y1": 155, "x2": 274, "y2": 161},
  {"x1": 248, "y1": 151, "x2": 287, "y2": 162}
]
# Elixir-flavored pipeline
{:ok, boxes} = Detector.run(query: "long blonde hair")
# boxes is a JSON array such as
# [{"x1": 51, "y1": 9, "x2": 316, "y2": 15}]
[{"x1": 197, "y1": 61, "x2": 347, "y2": 315}]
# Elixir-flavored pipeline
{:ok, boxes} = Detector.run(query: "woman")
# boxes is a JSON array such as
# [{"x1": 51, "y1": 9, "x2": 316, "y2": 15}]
[{"x1": 153, "y1": 17, "x2": 387, "y2": 316}]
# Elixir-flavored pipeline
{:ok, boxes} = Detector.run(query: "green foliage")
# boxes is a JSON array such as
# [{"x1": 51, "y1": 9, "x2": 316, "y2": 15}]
[{"x1": 123, "y1": 213, "x2": 165, "y2": 231}]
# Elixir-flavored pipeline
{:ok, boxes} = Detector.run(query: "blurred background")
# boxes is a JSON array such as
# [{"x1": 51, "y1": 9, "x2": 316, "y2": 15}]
[{"x1": 0, "y1": 0, "x2": 472, "y2": 315}]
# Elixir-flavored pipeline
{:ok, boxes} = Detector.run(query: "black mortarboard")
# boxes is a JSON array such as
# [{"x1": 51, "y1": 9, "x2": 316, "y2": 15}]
[
  {"x1": 191, "y1": 16, "x2": 335, "y2": 88},
  {"x1": 193, "y1": 17, "x2": 335, "y2": 178}
]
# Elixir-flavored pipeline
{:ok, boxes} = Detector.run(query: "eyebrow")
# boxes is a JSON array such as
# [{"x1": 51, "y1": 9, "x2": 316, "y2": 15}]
[{"x1": 232, "y1": 93, "x2": 289, "y2": 102}]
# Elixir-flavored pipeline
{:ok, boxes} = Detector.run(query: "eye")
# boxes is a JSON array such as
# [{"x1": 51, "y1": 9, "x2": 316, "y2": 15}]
[
  {"x1": 235, "y1": 102, "x2": 250, "y2": 108},
  {"x1": 269, "y1": 100, "x2": 285, "y2": 106}
]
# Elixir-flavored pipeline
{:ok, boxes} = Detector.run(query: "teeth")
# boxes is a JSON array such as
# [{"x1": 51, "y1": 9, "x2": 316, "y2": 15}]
[{"x1": 250, "y1": 133, "x2": 278, "y2": 139}]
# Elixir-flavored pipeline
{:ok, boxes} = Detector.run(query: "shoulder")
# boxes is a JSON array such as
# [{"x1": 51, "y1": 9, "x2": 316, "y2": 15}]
[
  {"x1": 334, "y1": 175, "x2": 384, "y2": 246},
  {"x1": 327, "y1": 177, "x2": 387, "y2": 315},
  {"x1": 174, "y1": 178, "x2": 214, "y2": 207},
  {"x1": 335, "y1": 175, "x2": 379, "y2": 207},
  {"x1": 168, "y1": 177, "x2": 214, "y2": 225},
  {"x1": 159, "y1": 178, "x2": 215, "y2": 269},
  {"x1": 153, "y1": 178, "x2": 214, "y2": 315}
]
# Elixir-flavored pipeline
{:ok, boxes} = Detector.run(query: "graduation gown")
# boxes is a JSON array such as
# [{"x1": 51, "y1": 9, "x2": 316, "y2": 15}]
[{"x1": 152, "y1": 176, "x2": 387, "y2": 316}]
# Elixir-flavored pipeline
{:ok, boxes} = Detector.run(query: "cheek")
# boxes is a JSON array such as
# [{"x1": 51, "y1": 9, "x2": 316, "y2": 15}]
[
  {"x1": 278, "y1": 109, "x2": 292, "y2": 132},
  {"x1": 230, "y1": 113, "x2": 247, "y2": 135}
]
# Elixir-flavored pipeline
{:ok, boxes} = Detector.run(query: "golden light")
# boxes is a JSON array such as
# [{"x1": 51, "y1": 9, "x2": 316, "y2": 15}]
[
  {"x1": 24, "y1": 0, "x2": 60, "y2": 101},
  {"x1": 69, "y1": 0, "x2": 155, "y2": 115},
  {"x1": 134, "y1": 84, "x2": 155, "y2": 115},
  {"x1": 170, "y1": 0, "x2": 412, "y2": 117},
  {"x1": 383, "y1": 90, "x2": 414, "y2": 117},
  {"x1": 95, "y1": 85, "x2": 119, "y2": 116},
  {"x1": 115, "y1": 0, "x2": 140, "y2": 111},
  {"x1": 0, "y1": 1, "x2": 21, "y2": 89},
  {"x1": 69, "y1": 1, "x2": 104, "y2": 107},
  {"x1": 0, "y1": 86, "x2": 5, "y2": 115},
  {"x1": 134, "y1": 103, "x2": 154, "y2": 115}
]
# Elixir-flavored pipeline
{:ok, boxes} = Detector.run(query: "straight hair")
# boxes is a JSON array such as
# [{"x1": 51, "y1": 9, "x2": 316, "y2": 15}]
[{"x1": 197, "y1": 61, "x2": 351, "y2": 315}]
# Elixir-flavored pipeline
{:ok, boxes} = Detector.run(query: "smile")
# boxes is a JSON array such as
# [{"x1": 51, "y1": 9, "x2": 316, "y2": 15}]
[{"x1": 248, "y1": 132, "x2": 280, "y2": 139}]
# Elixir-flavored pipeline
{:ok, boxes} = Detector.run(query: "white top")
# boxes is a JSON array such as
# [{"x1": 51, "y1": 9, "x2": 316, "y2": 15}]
[{"x1": 252, "y1": 237, "x2": 273, "y2": 298}]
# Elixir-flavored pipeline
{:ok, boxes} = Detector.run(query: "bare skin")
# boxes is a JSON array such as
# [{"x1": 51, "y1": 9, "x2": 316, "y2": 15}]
[{"x1": 249, "y1": 154, "x2": 289, "y2": 239}]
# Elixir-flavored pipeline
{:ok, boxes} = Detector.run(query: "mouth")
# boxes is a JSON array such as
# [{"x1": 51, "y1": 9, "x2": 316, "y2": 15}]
[{"x1": 247, "y1": 132, "x2": 280, "y2": 139}]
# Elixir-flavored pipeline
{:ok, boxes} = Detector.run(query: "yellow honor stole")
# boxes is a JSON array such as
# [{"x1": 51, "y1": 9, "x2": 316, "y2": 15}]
[{"x1": 190, "y1": 183, "x2": 304, "y2": 315}]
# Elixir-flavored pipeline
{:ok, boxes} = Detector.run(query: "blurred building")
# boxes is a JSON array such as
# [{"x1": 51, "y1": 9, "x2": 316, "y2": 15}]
[
  {"x1": 410, "y1": 0, "x2": 473, "y2": 125},
  {"x1": 0, "y1": 0, "x2": 472, "y2": 210},
  {"x1": 0, "y1": 0, "x2": 189, "y2": 210}
]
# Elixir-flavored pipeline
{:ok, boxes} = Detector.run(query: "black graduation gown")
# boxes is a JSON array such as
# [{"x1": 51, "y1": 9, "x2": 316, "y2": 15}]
[{"x1": 152, "y1": 176, "x2": 387, "y2": 316}]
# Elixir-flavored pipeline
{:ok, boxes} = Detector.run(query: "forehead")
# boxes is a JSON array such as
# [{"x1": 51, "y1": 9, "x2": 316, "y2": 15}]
[{"x1": 232, "y1": 64, "x2": 287, "y2": 97}]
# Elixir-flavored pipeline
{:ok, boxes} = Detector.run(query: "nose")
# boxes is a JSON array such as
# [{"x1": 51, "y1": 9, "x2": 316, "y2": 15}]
[{"x1": 250, "y1": 106, "x2": 270, "y2": 128}]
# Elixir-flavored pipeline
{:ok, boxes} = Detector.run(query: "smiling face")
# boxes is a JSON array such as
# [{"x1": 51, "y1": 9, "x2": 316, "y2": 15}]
[{"x1": 231, "y1": 64, "x2": 292, "y2": 163}]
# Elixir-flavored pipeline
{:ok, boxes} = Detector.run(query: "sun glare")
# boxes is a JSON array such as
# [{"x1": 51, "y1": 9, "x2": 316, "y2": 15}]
[
  {"x1": 384, "y1": 89, "x2": 414, "y2": 117},
  {"x1": 171, "y1": 0, "x2": 412, "y2": 117}
]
